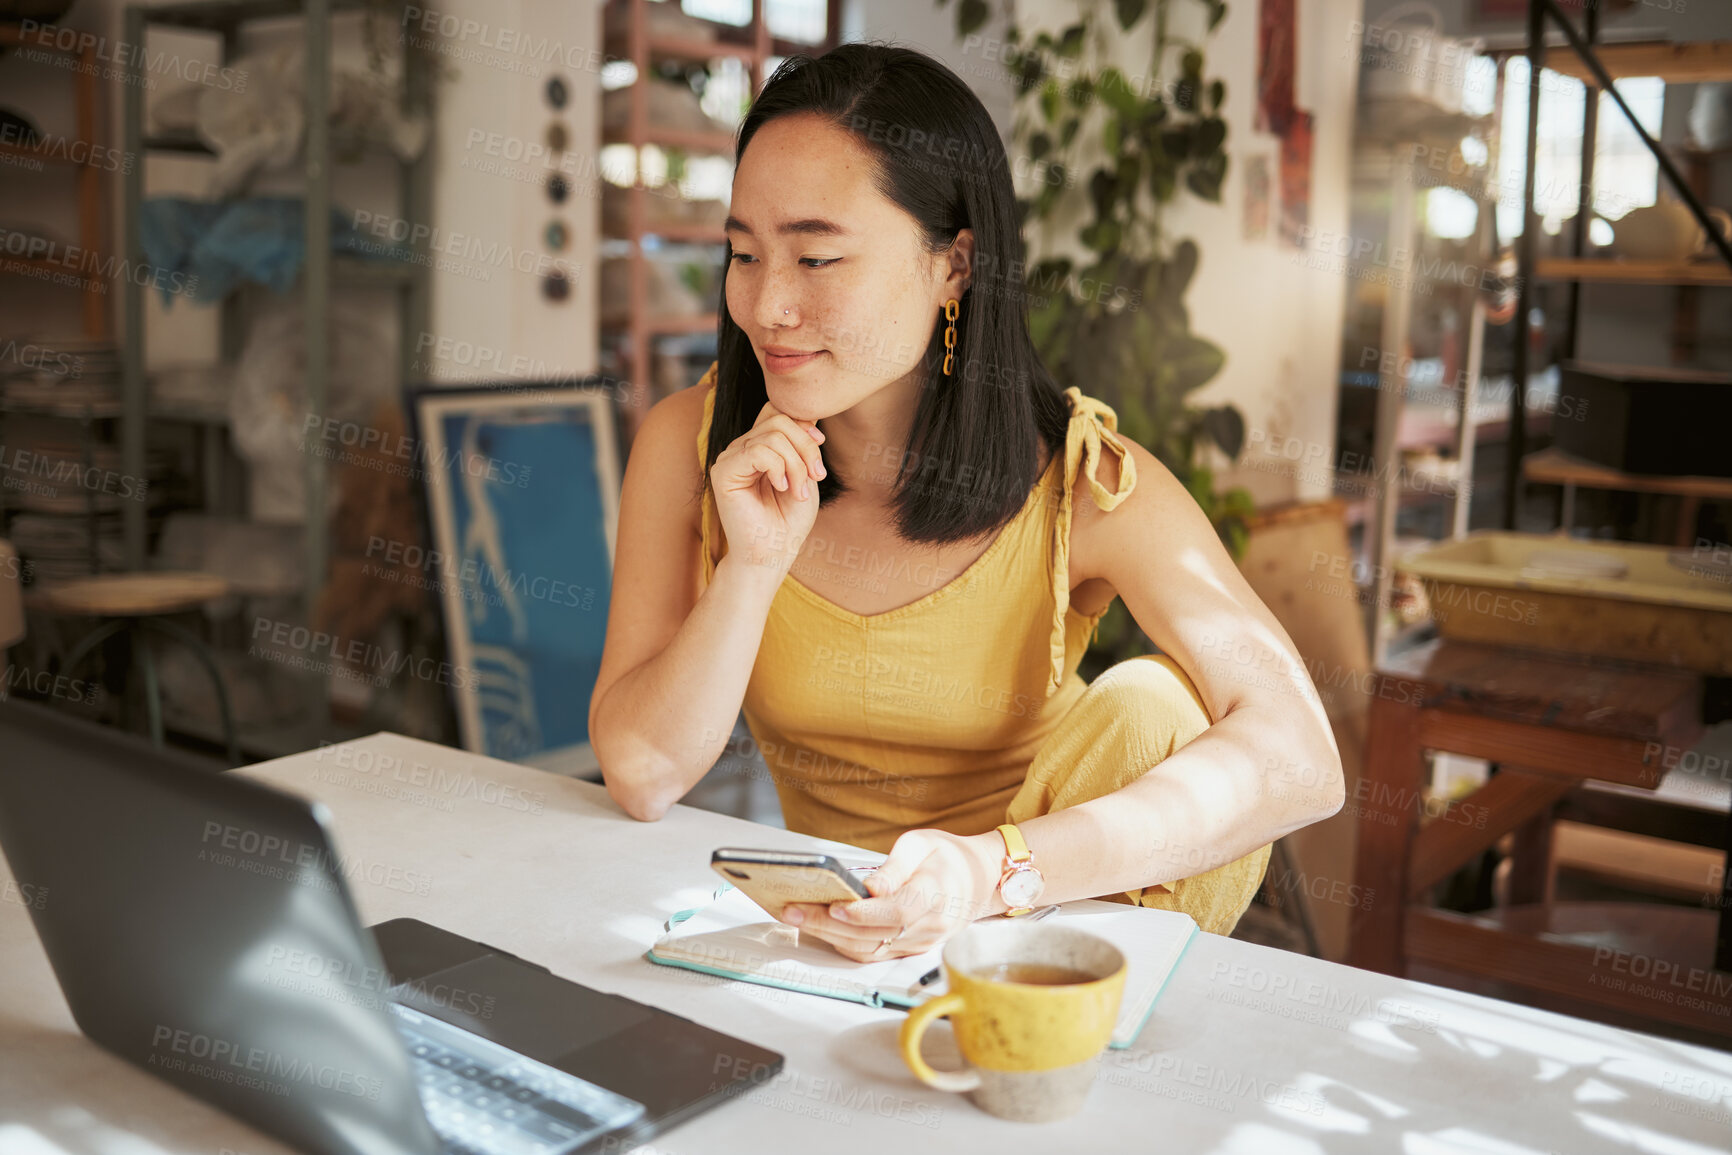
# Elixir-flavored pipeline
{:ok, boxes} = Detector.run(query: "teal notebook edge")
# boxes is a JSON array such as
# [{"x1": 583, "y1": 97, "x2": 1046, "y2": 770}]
[
  {"x1": 642, "y1": 881, "x2": 908, "y2": 1010},
  {"x1": 1107, "y1": 918, "x2": 1196, "y2": 1050},
  {"x1": 642, "y1": 884, "x2": 1199, "y2": 1048},
  {"x1": 641, "y1": 947, "x2": 909, "y2": 1011}
]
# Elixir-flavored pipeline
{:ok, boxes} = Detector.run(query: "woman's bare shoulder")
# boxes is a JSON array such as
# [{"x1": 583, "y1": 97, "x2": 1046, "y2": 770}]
[
  {"x1": 1067, "y1": 435, "x2": 1177, "y2": 585},
  {"x1": 627, "y1": 379, "x2": 718, "y2": 525}
]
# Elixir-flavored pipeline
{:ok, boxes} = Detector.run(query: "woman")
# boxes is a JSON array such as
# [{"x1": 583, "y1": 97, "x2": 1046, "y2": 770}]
[{"x1": 589, "y1": 44, "x2": 1343, "y2": 963}]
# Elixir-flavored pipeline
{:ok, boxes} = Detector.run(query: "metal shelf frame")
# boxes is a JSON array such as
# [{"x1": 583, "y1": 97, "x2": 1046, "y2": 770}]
[
  {"x1": 1504, "y1": 0, "x2": 1732, "y2": 529},
  {"x1": 1350, "y1": 86, "x2": 1506, "y2": 663},
  {"x1": 119, "y1": 0, "x2": 433, "y2": 737}
]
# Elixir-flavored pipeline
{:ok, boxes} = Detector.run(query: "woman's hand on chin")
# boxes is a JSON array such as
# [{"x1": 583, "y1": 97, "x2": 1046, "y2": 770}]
[{"x1": 778, "y1": 829, "x2": 1007, "y2": 962}]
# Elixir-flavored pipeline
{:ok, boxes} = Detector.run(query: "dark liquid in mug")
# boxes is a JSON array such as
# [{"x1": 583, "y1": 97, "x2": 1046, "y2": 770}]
[{"x1": 971, "y1": 962, "x2": 1097, "y2": 986}]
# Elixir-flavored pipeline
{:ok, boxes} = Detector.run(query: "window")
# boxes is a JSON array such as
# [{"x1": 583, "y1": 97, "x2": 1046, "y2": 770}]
[
  {"x1": 680, "y1": 0, "x2": 828, "y2": 42},
  {"x1": 1495, "y1": 58, "x2": 1664, "y2": 240}
]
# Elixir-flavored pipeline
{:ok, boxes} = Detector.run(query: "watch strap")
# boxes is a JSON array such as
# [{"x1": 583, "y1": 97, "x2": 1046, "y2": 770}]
[{"x1": 995, "y1": 824, "x2": 1037, "y2": 917}]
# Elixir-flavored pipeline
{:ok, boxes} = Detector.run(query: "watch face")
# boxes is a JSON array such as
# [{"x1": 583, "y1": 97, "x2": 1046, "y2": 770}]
[{"x1": 1001, "y1": 867, "x2": 1043, "y2": 909}]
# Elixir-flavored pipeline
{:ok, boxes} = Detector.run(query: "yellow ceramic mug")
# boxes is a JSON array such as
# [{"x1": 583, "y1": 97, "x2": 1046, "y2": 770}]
[{"x1": 898, "y1": 921, "x2": 1125, "y2": 1122}]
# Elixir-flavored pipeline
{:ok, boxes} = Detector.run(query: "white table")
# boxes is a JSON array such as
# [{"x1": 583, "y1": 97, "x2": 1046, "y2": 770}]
[{"x1": 3, "y1": 733, "x2": 1731, "y2": 1155}]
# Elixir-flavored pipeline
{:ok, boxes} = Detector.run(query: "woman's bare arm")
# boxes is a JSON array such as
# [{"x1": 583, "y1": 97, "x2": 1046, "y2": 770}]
[
  {"x1": 982, "y1": 439, "x2": 1345, "y2": 902},
  {"x1": 786, "y1": 439, "x2": 1344, "y2": 960},
  {"x1": 588, "y1": 385, "x2": 824, "y2": 821}
]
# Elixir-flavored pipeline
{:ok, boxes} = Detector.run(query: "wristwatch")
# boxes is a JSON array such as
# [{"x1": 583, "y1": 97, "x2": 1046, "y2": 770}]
[{"x1": 993, "y1": 823, "x2": 1044, "y2": 916}]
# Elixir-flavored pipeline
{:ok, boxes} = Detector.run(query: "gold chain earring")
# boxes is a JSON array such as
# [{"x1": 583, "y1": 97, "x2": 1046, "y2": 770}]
[{"x1": 942, "y1": 299, "x2": 959, "y2": 376}]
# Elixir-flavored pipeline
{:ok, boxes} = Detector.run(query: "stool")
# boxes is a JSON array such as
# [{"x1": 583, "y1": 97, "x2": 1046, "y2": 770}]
[
  {"x1": 1347, "y1": 639, "x2": 1732, "y2": 1039},
  {"x1": 33, "y1": 572, "x2": 240, "y2": 765}
]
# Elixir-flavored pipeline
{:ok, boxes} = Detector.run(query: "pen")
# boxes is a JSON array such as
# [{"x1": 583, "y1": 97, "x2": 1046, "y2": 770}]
[{"x1": 915, "y1": 904, "x2": 1060, "y2": 986}]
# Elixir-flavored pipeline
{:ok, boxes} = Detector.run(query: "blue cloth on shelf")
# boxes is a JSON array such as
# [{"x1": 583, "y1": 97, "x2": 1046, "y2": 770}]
[{"x1": 138, "y1": 196, "x2": 413, "y2": 305}]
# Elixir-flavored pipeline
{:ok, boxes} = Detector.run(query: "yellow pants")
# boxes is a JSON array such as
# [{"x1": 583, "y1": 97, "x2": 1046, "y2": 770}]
[{"x1": 1004, "y1": 653, "x2": 1272, "y2": 937}]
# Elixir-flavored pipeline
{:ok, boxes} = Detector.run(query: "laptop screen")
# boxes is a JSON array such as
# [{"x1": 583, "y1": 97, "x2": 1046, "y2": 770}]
[{"x1": 0, "y1": 700, "x2": 442, "y2": 1155}]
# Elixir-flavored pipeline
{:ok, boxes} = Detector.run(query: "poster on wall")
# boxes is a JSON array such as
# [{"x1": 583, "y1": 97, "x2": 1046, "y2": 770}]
[
  {"x1": 1255, "y1": 0, "x2": 1297, "y2": 136},
  {"x1": 1257, "y1": 0, "x2": 1313, "y2": 250},
  {"x1": 1279, "y1": 111, "x2": 1314, "y2": 249},
  {"x1": 412, "y1": 384, "x2": 621, "y2": 777}
]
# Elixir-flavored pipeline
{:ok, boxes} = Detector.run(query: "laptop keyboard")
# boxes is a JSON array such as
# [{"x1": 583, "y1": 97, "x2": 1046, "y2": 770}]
[{"x1": 388, "y1": 1001, "x2": 646, "y2": 1155}]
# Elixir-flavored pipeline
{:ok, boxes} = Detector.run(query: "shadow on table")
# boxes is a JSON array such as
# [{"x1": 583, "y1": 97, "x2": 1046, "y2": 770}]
[
  {"x1": 0, "y1": 1005, "x2": 300, "y2": 1155},
  {"x1": 584, "y1": 913, "x2": 1732, "y2": 1150},
  {"x1": 1110, "y1": 978, "x2": 1732, "y2": 1153}
]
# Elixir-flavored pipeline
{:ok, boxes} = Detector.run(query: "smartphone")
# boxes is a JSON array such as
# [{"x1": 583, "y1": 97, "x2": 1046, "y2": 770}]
[{"x1": 711, "y1": 848, "x2": 871, "y2": 921}]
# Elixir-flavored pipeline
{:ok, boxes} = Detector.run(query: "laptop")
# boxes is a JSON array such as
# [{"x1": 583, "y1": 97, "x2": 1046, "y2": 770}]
[{"x1": 0, "y1": 700, "x2": 784, "y2": 1155}]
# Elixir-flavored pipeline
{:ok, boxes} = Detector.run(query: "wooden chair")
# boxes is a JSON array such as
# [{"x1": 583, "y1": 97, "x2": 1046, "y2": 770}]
[
  {"x1": 31, "y1": 572, "x2": 239, "y2": 765},
  {"x1": 1348, "y1": 638, "x2": 1732, "y2": 1039}
]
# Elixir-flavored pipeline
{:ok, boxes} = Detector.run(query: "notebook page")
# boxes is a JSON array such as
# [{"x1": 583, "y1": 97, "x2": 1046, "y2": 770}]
[
  {"x1": 654, "y1": 887, "x2": 1197, "y2": 1043},
  {"x1": 652, "y1": 885, "x2": 942, "y2": 1000},
  {"x1": 889, "y1": 903, "x2": 1196, "y2": 1046}
]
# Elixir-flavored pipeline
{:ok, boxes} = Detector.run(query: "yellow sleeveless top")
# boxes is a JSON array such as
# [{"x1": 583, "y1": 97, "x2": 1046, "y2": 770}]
[{"x1": 693, "y1": 362, "x2": 1138, "y2": 853}]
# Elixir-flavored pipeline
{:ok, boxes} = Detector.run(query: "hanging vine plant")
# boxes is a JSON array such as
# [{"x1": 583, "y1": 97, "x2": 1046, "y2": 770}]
[{"x1": 938, "y1": 0, "x2": 1252, "y2": 670}]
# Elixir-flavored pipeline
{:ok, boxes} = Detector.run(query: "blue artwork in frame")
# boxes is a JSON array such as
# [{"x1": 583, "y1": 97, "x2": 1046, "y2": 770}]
[{"x1": 411, "y1": 384, "x2": 620, "y2": 776}]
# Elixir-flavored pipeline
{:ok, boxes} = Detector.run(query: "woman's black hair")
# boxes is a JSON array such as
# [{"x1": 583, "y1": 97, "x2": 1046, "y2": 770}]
[{"x1": 702, "y1": 41, "x2": 1074, "y2": 545}]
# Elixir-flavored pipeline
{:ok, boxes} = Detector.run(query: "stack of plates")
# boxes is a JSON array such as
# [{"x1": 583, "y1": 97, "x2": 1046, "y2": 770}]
[
  {"x1": 1520, "y1": 548, "x2": 1630, "y2": 582},
  {"x1": 2, "y1": 442, "x2": 133, "y2": 513},
  {"x1": 6, "y1": 513, "x2": 125, "y2": 583},
  {"x1": 1, "y1": 334, "x2": 122, "y2": 415}
]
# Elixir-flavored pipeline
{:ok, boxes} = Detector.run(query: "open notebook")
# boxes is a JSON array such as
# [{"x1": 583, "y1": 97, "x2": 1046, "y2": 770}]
[{"x1": 644, "y1": 882, "x2": 1197, "y2": 1050}]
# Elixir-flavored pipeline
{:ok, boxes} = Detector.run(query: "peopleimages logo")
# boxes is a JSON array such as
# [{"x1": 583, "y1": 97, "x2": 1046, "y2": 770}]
[
  {"x1": 148, "y1": 1025, "x2": 384, "y2": 1100},
  {"x1": 15, "y1": 19, "x2": 248, "y2": 91},
  {"x1": 0, "y1": 336, "x2": 81, "y2": 378},
  {"x1": 399, "y1": 5, "x2": 610, "y2": 73},
  {"x1": 263, "y1": 944, "x2": 498, "y2": 1019},
  {"x1": 302, "y1": 412, "x2": 534, "y2": 489},
  {"x1": 0, "y1": 225, "x2": 199, "y2": 298},
  {"x1": 248, "y1": 616, "x2": 477, "y2": 691},
  {"x1": 1590, "y1": 946, "x2": 1732, "y2": 1013},
  {"x1": 0, "y1": 123, "x2": 134, "y2": 173},
  {"x1": 0, "y1": 442, "x2": 149, "y2": 502},
  {"x1": 198, "y1": 819, "x2": 434, "y2": 896}
]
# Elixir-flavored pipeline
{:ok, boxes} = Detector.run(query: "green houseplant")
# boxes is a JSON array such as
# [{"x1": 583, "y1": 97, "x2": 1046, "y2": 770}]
[{"x1": 939, "y1": 0, "x2": 1253, "y2": 669}]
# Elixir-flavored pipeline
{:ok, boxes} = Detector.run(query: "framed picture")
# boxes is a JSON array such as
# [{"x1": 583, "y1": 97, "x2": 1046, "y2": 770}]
[
  {"x1": 1244, "y1": 153, "x2": 1272, "y2": 242},
  {"x1": 410, "y1": 382, "x2": 622, "y2": 777}
]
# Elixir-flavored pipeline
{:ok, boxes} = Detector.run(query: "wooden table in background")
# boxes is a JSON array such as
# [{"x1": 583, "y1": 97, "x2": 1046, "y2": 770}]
[{"x1": 1348, "y1": 638, "x2": 1732, "y2": 1038}]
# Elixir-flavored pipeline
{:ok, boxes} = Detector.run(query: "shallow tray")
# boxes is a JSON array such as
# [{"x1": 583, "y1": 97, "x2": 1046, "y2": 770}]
[{"x1": 1397, "y1": 532, "x2": 1732, "y2": 674}]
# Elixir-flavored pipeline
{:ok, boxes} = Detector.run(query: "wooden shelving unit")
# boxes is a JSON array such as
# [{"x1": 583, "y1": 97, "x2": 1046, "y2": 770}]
[
  {"x1": 1535, "y1": 257, "x2": 1732, "y2": 286},
  {"x1": 1504, "y1": 4, "x2": 1732, "y2": 533},
  {"x1": 0, "y1": 21, "x2": 110, "y2": 338},
  {"x1": 1539, "y1": 39, "x2": 1732, "y2": 86},
  {"x1": 600, "y1": 0, "x2": 841, "y2": 438},
  {"x1": 1522, "y1": 445, "x2": 1732, "y2": 545}
]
